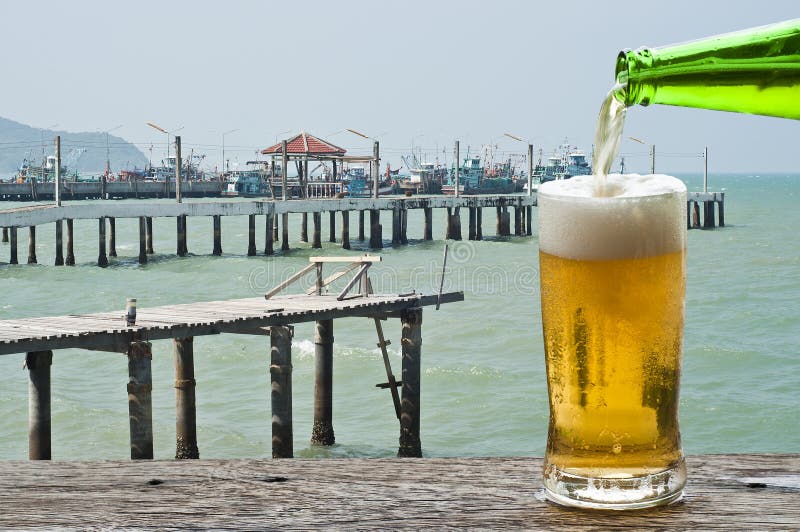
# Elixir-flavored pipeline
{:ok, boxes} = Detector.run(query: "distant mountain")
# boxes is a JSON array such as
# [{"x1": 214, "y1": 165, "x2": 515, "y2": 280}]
[{"x1": 0, "y1": 117, "x2": 148, "y2": 176}]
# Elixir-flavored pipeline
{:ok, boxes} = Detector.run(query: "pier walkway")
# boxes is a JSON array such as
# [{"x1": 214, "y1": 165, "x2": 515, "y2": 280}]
[{"x1": 0, "y1": 454, "x2": 796, "y2": 528}]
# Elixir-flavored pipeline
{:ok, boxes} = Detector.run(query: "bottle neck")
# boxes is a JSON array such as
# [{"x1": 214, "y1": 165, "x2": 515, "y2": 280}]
[{"x1": 614, "y1": 48, "x2": 656, "y2": 107}]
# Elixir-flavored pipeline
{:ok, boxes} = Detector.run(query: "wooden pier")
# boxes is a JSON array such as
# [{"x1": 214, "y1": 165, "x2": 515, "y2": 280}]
[
  {"x1": 0, "y1": 454, "x2": 796, "y2": 528},
  {"x1": 0, "y1": 260, "x2": 464, "y2": 460},
  {"x1": 0, "y1": 195, "x2": 535, "y2": 266}
]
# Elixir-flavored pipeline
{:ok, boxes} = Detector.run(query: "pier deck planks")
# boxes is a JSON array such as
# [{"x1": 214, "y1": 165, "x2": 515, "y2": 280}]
[
  {"x1": 0, "y1": 455, "x2": 796, "y2": 529},
  {"x1": 0, "y1": 292, "x2": 464, "y2": 355}
]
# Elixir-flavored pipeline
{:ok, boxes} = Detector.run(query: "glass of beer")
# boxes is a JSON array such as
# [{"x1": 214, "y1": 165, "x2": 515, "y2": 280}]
[{"x1": 538, "y1": 174, "x2": 687, "y2": 509}]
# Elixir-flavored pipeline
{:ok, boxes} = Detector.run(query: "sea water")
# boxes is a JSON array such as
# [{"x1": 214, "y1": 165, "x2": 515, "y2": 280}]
[{"x1": 0, "y1": 181, "x2": 798, "y2": 460}]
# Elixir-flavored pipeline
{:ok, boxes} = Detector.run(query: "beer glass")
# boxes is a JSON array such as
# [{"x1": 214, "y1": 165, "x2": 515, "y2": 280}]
[{"x1": 538, "y1": 174, "x2": 687, "y2": 509}]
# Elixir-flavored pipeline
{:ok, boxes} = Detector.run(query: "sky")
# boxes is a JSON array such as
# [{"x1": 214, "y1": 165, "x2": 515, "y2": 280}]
[{"x1": 2, "y1": 0, "x2": 798, "y2": 174}]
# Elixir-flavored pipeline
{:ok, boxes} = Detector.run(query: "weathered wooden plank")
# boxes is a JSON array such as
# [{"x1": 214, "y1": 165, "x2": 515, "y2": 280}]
[{"x1": 0, "y1": 455, "x2": 796, "y2": 529}]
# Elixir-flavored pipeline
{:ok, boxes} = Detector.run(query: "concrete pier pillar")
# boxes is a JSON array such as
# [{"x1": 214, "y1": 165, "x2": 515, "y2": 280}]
[
  {"x1": 212, "y1": 215, "x2": 222, "y2": 256},
  {"x1": 174, "y1": 337, "x2": 199, "y2": 459},
  {"x1": 98, "y1": 218, "x2": 108, "y2": 267},
  {"x1": 26, "y1": 350, "x2": 53, "y2": 460},
  {"x1": 248, "y1": 214, "x2": 257, "y2": 256},
  {"x1": 398, "y1": 307, "x2": 423, "y2": 458},
  {"x1": 127, "y1": 341, "x2": 153, "y2": 460},
  {"x1": 65, "y1": 220, "x2": 74, "y2": 265},
  {"x1": 27, "y1": 226, "x2": 37, "y2": 264},
  {"x1": 311, "y1": 319, "x2": 335, "y2": 446},
  {"x1": 270, "y1": 325, "x2": 293, "y2": 458},
  {"x1": 341, "y1": 211, "x2": 350, "y2": 250},
  {"x1": 369, "y1": 210, "x2": 382, "y2": 249},
  {"x1": 54, "y1": 221, "x2": 64, "y2": 266}
]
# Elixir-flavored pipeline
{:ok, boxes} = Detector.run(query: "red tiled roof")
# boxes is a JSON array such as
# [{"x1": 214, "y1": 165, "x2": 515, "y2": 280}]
[{"x1": 261, "y1": 131, "x2": 346, "y2": 156}]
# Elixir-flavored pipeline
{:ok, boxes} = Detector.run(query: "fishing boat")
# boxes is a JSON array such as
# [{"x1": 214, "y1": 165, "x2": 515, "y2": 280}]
[
  {"x1": 442, "y1": 154, "x2": 515, "y2": 195},
  {"x1": 396, "y1": 155, "x2": 445, "y2": 195},
  {"x1": 535, "y1": 144, "x2": 592, "y2": 183}
]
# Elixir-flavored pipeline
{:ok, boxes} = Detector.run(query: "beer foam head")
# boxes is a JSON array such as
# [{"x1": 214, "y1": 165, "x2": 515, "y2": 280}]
[{"x1": 538, "y1": 174, "x2": 687, "y2": 260}]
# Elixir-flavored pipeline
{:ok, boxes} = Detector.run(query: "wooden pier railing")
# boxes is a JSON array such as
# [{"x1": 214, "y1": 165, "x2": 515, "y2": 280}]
[{"x1": 0, "y1": 455, "x2": 796, "y2": 528}]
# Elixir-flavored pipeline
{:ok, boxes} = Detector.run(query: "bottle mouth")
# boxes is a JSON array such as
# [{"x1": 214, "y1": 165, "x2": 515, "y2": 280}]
[{"x1": 613, "y1": 49, "x2": 634, "y2": 105}]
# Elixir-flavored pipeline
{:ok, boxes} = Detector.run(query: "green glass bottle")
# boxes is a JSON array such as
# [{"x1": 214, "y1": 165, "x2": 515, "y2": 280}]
[{"x1": 614, "y1": 19, "x2": 800, "y2": 119}]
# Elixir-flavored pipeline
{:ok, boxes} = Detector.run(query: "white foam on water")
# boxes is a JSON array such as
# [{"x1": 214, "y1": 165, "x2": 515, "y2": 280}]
[{"x1": 538, "y1": 173, "x2": 687, "y2": 261}]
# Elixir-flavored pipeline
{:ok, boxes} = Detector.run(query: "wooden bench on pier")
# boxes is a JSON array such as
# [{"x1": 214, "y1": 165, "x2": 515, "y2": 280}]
[{"x1": 0, "y1": 255, "x2": 464, "y2": 460}]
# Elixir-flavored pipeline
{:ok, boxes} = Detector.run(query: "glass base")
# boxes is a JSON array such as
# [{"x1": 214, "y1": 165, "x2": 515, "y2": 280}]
[{"x1": 543, "y1": 460, "x2": 686, "y2": 510}]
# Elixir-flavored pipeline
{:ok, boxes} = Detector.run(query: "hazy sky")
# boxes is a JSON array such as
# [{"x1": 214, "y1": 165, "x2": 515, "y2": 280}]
[{"x1": 2, "y1": 0, "x2": 798, "y2": 174}]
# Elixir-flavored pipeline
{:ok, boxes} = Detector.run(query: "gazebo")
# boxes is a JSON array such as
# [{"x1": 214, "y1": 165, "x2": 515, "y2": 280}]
[{"x1": 261, "y1": 131, "x2": 380, "y2": 200}]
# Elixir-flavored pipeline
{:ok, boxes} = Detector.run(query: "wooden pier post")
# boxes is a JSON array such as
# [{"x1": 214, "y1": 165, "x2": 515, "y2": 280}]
[
  {"x1": 392, "y1": 208, "x2": 401, "y2": 246},
  {"x1": 341, "y1": 211, "x2": 350, "y2": 250},
  {"x1": 450, "y1": 208, "x2": 462, "y2": 241},
  {"x1": 468, "y1": 207, "x2": 476, "y2": 240},
  {"x1": 1, "y1": 227, "x2": 7, "y2": 243},
  {"x1": 264, "y1": 213, "x2": 274, "y2": 255},
  {"x1": 54, "y1": 221, "x2": 64, "y2": 266},
  {"x1": 718, "y1": 195, "x2": 725, "y2": 227},
  {"x1": 311, "y1": 319, "x2": 335, "y2": 446},
  {"x1": 400, "y1": 207, "x2": 408, "y2": 245},
  {"x1": 692, "y1": 202, "x2": 701, "y2": 228},
  {"x1": 127, "y1": 341, "x2": 153, "y2": 460},
  {"x1": 26, "y1": 350, "x2": 52, "y2": 460},
  {"x1": 145, "y1": 217, "x2": 154, "y2": 255},
  {"x1": 526, "y1": 206, "x2": 533, "y2": 236},
  {"x1": 281, "y1": 213, "x2": 289, "y2": 252},
  {"x1": 369, "y1": 210, "x2": 382, "y2": 249},
  {"x1": 108, "y1": 217, "x2": 117, "y2": 257},
  {"x1": 97, "y1": 218, "x2": 108, "y2": 267},
  {"x1": 270, "y1": 325, "x2": 293, "y2": 458},
  {"x1": 329, "y1": 211, "x2": 336, "y2": 243},
  {"x1": 312, "y1": 212, "x2": 322, "y2": 249},
  {"x1": 138, "y1": 217, "x2": 148, "y2": 264},
  {"x1": 177, "y1": 215, "x2": 188, "y2": 257},
  {"x1": 65, "y1": 220, "x2": 74, "y2": 265},
  {"x1": 9, "y1": 227, "x2": 17, "y2": 264},
  {"x1": 704, "y1": 201, "x2": 716, "y2": 228},
  {"x1": 398, "y1": 307, "x2": 423, "y2": 458},
  {"x1": 358, "y1": 210, "x2": 365, "y2": 241},
  {"x1": 248, "y1": 214, "x2": 257, "y2": 256},
  {"x1": 212, "y1": 215, "x2": 222, "y2": 256},
  {"x1": 301, "y1": 213, "x2": 309, "y2": 242},
  {"x1": 424, "y1": 207, "x2": 433, "y2": 240},
  {"x1": 27, "y1": 226, "x2": 37, "y2": 264},
  {"x1": 174, "y1": 337, "x2": 199, "y2": 459}
]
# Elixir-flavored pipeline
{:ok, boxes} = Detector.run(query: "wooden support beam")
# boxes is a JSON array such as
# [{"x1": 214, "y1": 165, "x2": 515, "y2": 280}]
[
  {"x1": 450, "y1": 207, "x2": 462, "y2": 241},
  {"x1": 341, "y1": 211, "x2": 350, "y2": 250},
  {"x1": 98, "y1": 218, "x2": 108, "y2": 267},
  {"x1": 264, "y1": 213, "x2": 274, "y2": 255},
  {"x1": 138, "y1": 217, "x2": 147, "y2": 264},
  {"x1": 398, "y1": 307, "x2": 422, "y2": 457},
  {"x1": 27, "y1": 226, "x2": 36, "y2": 264},
  {"x1": 358, "y1": 210, "x2": 365, "y2": 241},
  {"x1": 127, "y1": 341, "x2": 153, "y2": 460},
  {"x1": 424, "y1": 207, "x2": 432, "y2": 241},
  {"x1": 26, "y1": 350, "x2": 52, "y2": 460},
  {"x1": 264, "y1": 262, "x2": 317, "y2": 299},
  {"x1": 9, "y1": 226, "x2": 17, "y2": 265},
  {"x1": 248, "y1": 214, "x2": 257, "y2": 256},
  {"x1": 526, "y1": 206, "x2": 532, "y2": 236},
  {"x1": 468, "y1": 207, "x2": 476, "y2": 240},
  {"x1": 301, "y1": 213, "x2": 308, "y2": 242},
  {"x1": 281, "y1": 213, "x2": 289, "y2": 252},
  {"x1": 369, "y1": 209, "x2": 382, "y2": 249},
  {"x1": 374, "y1": 318, "x2": 401, "y2": 420},
  {"x1": 54, "y1": 220, "x2": 64, "y2": 266},
  {"x1": 212, "y1": 215, "x2": 222, "y2": 256},
  {"x1": 270, "y1": 325, "x2": 293, "y2": 458},
  {"x1": 108, "y1": 217, "x2": 117, "y2": 257},
  {"x1": 177, "y1": 215, "x2": 188, "y2": 256},
  {"x1": 311, "y1": 319, "x2": 335, "y2": 446},
  {"x1": 65, "y1": 220, "x2": 74, "y2": 265},
  {"x1": 329, "y1": 211, "x2": 336, "y2": 243},
  {"x1": 312, "y1": 212, "x2": 322, "y2": 249},
  {"x1": 145, "y1": 217, "x2": 154, "y2": 254},
  {"x1": 174, "y1": 337, "x2": 199, "y2": 459}
]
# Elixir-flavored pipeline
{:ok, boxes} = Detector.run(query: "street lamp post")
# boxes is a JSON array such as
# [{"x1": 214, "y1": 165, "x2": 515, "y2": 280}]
[
  {"x1": 102, "y1": 125, "x2": 123, "y2": 176},
  {"x1": 629, "y1": 136, "x2": 655, "y2": 173},
  {"x1": 347, "y1": 129, "x2": 380, "y2": 198},
  {"x1": 504, "y1": 132, "x2": 534, "y2": 196}
]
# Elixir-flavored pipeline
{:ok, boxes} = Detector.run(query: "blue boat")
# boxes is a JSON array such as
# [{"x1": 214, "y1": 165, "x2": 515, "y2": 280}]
[{"x1": 442, "y1": 154, "x2": 515, "y2": 195}]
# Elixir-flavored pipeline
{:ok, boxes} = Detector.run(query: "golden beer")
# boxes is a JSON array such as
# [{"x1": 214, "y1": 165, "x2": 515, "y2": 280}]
[{"x1": 538, "y1": 174, "x2": 687, "y2": 509}]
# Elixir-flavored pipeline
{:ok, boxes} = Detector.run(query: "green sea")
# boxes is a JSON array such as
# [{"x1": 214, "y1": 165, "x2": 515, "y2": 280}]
[{"x1": 0, "y1": 173, "x2": 797, "y2": 460}]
